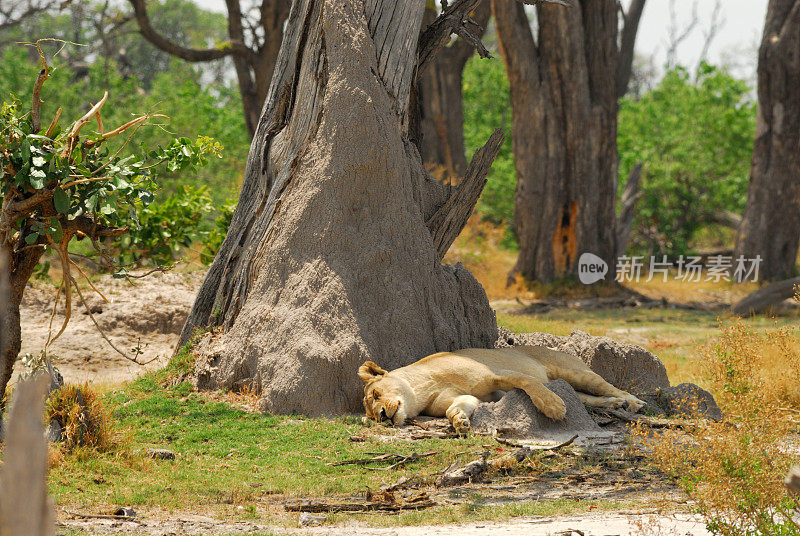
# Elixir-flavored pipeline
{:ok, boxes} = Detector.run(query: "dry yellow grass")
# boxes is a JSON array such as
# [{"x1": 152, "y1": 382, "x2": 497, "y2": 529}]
[{"x1": 633, "y1": 316, "x2": 800, "y2": 536}]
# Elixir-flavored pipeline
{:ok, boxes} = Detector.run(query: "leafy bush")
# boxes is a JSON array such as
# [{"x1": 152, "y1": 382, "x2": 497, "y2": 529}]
[
  {"x1": 112, "y1": 183, "x2": 215, "y2": 266},
  {"x1": 618, "y1": 64, "x2": 756, "y2": 256}
]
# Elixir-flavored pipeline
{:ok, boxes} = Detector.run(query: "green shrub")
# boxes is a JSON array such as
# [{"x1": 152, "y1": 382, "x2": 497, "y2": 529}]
[{"x1": 618, "y1": 64, "x2": 756, "y2": 256}]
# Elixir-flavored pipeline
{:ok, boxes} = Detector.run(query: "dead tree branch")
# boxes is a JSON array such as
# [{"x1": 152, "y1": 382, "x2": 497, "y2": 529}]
[
  {"x1": 427, "y1": 128, "x2": 505, "y2": 259},
  {"x1": 665, "y1": 0, "x2": 699, "y2": 69}
]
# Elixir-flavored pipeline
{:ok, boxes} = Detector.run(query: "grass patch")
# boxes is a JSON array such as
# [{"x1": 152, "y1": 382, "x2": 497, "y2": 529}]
[{"x1": 48, "y1": 372, "x2": 491, "y2": 513}]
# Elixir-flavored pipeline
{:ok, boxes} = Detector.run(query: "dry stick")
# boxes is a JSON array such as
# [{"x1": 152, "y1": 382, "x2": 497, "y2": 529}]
[
  {"x1": 67, "y1": 272, "x2": 157, "y2": 365},
  {"x1": 45, "y1": 107, "x2": 62, "y2": 139},
  {"x1": 63, "y1": 509, "x2": 140, "y2": 523},
  {"x1": 494, "y1": 434, "x2": 578, "y2": 450},
  {"x1": 68, "y1": 256, "x2": 109, "y2": 303},
  {"x1": 45, "y1": 277, "x2": 65, "y2": 349},
  {"x1": 329, "y1": 451, "x2": 439, "y2": 469},
  {"x1": 30, "y1": 47, "x2": 49, "y2": 134},
  {"x1": 61, "y1": 176, "x2": 114, "y2": 189},
  {"x1": 45, "y1": 236, "x2": 72, "y2": 346},
  {"x1": 84, "y1": 114, "x2": 166, "y2": 148}
]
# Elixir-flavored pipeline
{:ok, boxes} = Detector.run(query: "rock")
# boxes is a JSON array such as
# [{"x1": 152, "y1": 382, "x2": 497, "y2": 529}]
[
  {"x1": 471, "y1": 380, "x2": 601, "y2": 442},
  {"x1": 45, "y1": 419, "x2": 64, "y2": 443},
  {"x1": 659, "y1": 383, "x2": 722, "y2": 421},
  {"x1": 298, "y1": 512, "x2": 327, "y2": 527},
  {"x1": 146, "y1": 448, "x2": 176, "y2": 460},
  {"x1": 498, "y1": 328, "x2": 670, "y2": 395},
  {"x1": 113, "y1": 507, "x2": 137, "y2": 518}
]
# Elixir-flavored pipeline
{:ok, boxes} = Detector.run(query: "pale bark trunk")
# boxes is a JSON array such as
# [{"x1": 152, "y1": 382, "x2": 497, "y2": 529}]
[
  {"x1": 181, "y1": 0, "x2": 499, "y2": 415},
  {"x1": 417, "y1": 2, "x2": 490, "y2": 181},
  {"x1": 734, "y1": 0, "x2": 800, "y2": 281},
  {"x1": 493, "y1": 0, "x2": 620, "y2": 283}
]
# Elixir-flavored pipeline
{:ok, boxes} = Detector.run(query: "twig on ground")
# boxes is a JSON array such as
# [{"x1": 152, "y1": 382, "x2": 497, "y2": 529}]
[
  {"x1": 284, "y1": 491, "x2": 435, "y2": 513},
  {"x1": 329, "y1": 451, "x2": 439, "y2": 470},
  {"x1": 494, "y1": 434, "x2": 578, "y2": 450},
  {"x1": 63, "y1": 509, "x2": 141, "y2": 523}
]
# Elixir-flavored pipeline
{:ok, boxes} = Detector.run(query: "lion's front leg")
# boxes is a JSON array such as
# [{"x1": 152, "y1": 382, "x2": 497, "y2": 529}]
[{"x1": 445, "y1": 395, "x2": 481, "y2": 436}]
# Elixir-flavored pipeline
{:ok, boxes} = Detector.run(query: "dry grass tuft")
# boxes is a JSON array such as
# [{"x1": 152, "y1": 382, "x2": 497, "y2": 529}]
[
  {"x1": 45, "y1": 383, "x2": 114, "y2": 453},
  {"x1": 632, "y1": 318, "x2": 800, "y2": 536}
]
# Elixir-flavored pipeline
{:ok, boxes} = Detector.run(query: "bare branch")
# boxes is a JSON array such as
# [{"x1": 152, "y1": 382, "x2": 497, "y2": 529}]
[
  {"x1": 127, "y1": 0, "x2": 244, "y2": 62},
  {"x1": 665, "y1": 0, "x2": 699, "y2": 70},
  {"x1": 697, "y1": 0, "x2": 724, "y2": 69},
  {"x1": 427, "y1": 129, "x2": 505, "y2": 259},
  {"x1": 418, "y1": 0, "x2": 491, "y2": 72}
]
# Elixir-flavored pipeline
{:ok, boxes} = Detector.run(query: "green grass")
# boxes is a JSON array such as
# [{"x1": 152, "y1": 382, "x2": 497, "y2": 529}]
[{"x1": 48, "y1": 368, "x2": 489, "y2": 514}]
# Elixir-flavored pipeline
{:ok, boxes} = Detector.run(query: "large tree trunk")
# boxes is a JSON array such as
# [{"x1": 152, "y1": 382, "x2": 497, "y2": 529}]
[
  {"x1": 417, "y1": 1, "x2": 490, "y2": 182},
  {"x1": 493, "y1": 0, "x2": 620, "y2": 283},
  {"x1": 734, "y1": 0, "x2": 800, "y2": 281},
  {"x1": 180, "y1": 0, "x2": 499, "y2": 415}
]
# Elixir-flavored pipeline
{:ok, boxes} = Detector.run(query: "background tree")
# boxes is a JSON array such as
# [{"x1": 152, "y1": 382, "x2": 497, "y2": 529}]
[
  {"x1": 417, "y1": 0, "x2": 490, "y2": 182},
  {"x1": 734, "y1": 0, "x2": 800, "y2": 281},
  {"x1": 177, "y1": 0, "x2": 559, "y2": 415},
  {"x1": 492, "y1": 0, "x2": 645, "y2": 284},
  {"x1": 127, "y1": 0, "x2": 290, "y2": 137}
]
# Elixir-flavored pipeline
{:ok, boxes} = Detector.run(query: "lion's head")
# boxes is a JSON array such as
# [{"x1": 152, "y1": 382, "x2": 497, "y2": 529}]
[{"x1": 358, "y1": 361, "x2": 413, "y2": 426}]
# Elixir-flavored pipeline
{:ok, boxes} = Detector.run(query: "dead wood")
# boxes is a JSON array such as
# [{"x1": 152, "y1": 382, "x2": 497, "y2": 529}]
[
  {"x1": 284, "y1": 491, "x2": 435, "y2": 513},
  {"x1": 601, "y1": 408, "x2": 685, "y2": 429},
  {"x1": 427, "y1": 128, "x2": 505, "y2": 259},
  {"x1": 63, "y1": 510, "x2": 140, "y2": 523},
  {"x1": 0, "y1": 375, "x2": 54, "y2": 536},
  {"x1": 329, "y1": 451, "x2": 439, "y2": 470},
  {"x1": 493, "y1": 433, "x2": 578, "y2": 450},
  {"x1": 436, "y1": 451, "x2": 490, "y2": 486},
  {"x1": 732, "y1": 277, "x2": 800, "y2": 316}
]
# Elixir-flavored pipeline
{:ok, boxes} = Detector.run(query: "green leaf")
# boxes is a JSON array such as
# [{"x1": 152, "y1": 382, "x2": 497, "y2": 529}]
[
  {"x1": 53, "y1": 188, "x2": 70, "y2": 214},
  {"x1": 25, "y1": 231, "x2": 38, "y2": 244}
]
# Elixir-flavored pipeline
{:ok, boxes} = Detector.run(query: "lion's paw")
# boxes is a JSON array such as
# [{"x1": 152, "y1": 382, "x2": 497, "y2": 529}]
[
  {"x1": 452, "y1": 413, "x2": 472, "y2": 436},
  {"x1": 542, "y1": 397, "x2": 567, "y2": 421}
]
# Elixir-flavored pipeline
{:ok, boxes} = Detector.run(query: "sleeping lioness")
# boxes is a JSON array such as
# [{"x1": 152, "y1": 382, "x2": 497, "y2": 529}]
[{"x1": 359, "y1": 346, "x2": 645, "y2": 435}]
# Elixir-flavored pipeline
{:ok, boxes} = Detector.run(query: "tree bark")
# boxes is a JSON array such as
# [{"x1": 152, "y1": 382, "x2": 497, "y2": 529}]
[
  {"x1": 0, "y1": 242, "x2": 44, "y2": 410},
  {"x1": 181, "y1": 0, "x2": 499, "y2": 415},
  {"x1": 417, "y1": 1, "x2": 491, "y2": 182},
  {"x1": 734, "y1": 0, "x2": 800, "y2": 281},
  {"x1": 494, "y1": 0, "x2": 623, "y2": 283},
  {"x1": 616, "y1": 162, "x2": 642, "y2": 257}
]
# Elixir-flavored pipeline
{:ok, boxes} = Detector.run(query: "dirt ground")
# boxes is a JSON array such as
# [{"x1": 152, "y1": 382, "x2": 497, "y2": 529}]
[
  {"x1": 19, "y1": 271, "x2": 201, "y2": 384},
  {"x1": 60, "y1": 510, "x2": 712, "y2": 535}
]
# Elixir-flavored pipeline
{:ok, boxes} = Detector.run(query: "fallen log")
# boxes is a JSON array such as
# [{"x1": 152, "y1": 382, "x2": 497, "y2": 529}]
[
  {"x1": 732, "y1": 277, "x2": 800, "y2": 315},
  {"x1": 328, "y1": 450, "x2": 438, "y2": 470}
]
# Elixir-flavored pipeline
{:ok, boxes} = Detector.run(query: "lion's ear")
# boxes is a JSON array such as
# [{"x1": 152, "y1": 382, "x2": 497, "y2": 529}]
[{"x1": 358, "y1": 361, "x2": 387, "y2": 383}]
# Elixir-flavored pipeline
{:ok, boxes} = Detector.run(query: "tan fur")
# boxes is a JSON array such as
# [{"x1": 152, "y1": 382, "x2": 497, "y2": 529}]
[{"x1": 359, "y1": 346, "x2": 645, "y2": 435}]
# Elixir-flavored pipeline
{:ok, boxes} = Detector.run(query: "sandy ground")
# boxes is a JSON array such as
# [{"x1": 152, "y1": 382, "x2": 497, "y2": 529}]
[
  {"x1": 59, "y1": 511, "x2": 711, "y2": 535},
  {"x1": 19, "y1": 271, "x2": 201, "y2": 384}
]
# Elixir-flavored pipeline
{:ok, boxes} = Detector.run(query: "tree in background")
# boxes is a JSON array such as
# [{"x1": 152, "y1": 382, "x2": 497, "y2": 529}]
[
  {"x1": 492, "y1": 0, "x2": 645, "y2": 284},
  {"x1": 617, "y1": 65, "x2": 755, "y2": 257},
  {"x1": 128, "y1": 0, "x2": 290, "y2": 137},
  {"x1": 735, "y1": 0, "x2": 800, "y2": 281},
  {"x1": 416, "y1": 0, "x2": 490, "y2": 182}
]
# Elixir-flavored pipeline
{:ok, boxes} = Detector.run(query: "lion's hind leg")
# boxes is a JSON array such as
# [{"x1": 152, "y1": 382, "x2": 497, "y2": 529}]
[
  {"x1": 555, "y1": 367, "x2": 645, "y2": 413},
  {"x1": 445, "y1": 395, "x2": 481, "y2": 436},
  {"x1": 494, "y1": 371, "x2": 566, "y2": 421}
]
